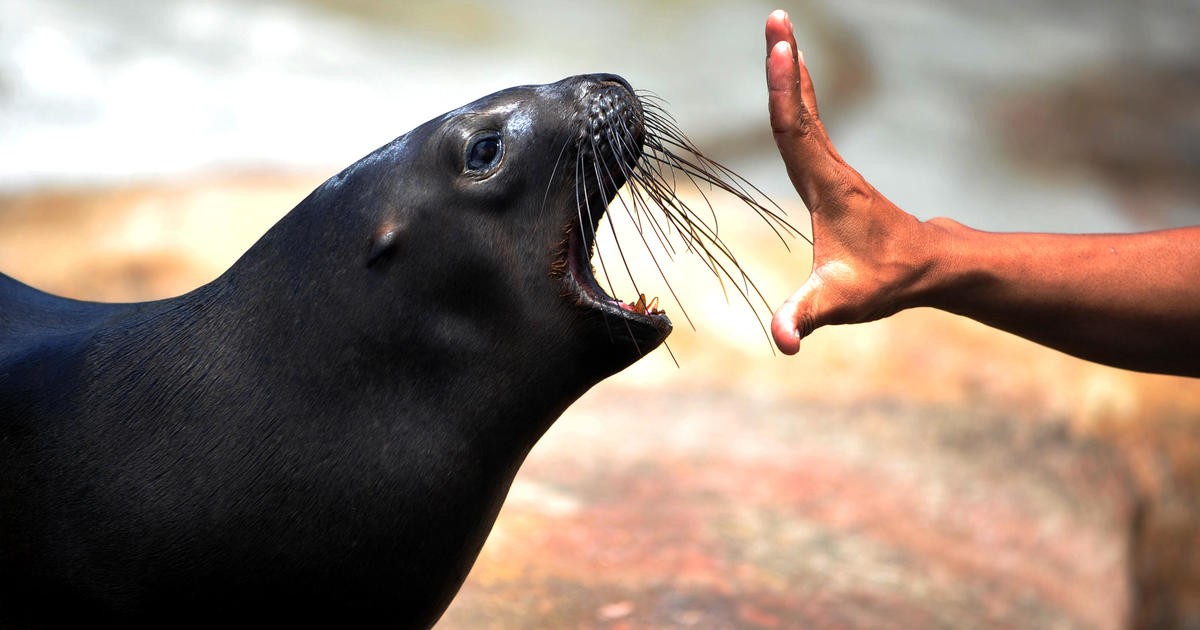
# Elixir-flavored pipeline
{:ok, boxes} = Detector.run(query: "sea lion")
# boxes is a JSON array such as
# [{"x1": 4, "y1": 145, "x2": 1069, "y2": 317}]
[{"x1": 0, "y1": 73, "x2": 791, "y2": 628}]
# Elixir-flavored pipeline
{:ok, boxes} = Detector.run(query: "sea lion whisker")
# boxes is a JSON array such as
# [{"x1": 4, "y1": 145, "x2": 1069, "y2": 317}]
[
  {"x1": 600, "y1": 104, "x2": 772, "y2": 333},
  {"x1": 655, "y1": 211, "x2": 736, "y2": 284},
  {"x1": 660, "y1": 338, "x2": 681, "y2": 368},
  {"x1": 638, "y1": 136, "x2": 725, "y2": 234},
  {"x1": 625, "y1": 153, "x2": 703, "y2": 237},
  {"x1": 592, "y1": 141, "x2": 646, "y2": 306},
  {"x1": 627, "y1": 179, "x2": 686, "y2": 263},
  {"x1": 614, "y1": 128, "x2": 681, "y2": 257},
  {"x1": 637, "y1": 115, "x2": 804, "y2": 244},
  {"x1": 639, "y1": 132, "x2": 683, "y2": 199},
  {"x1": 604, "y1": 121, "x2": 647, "y2": 234},
  {"x1": 577, "y1": 151, "x2": 620, "y2": 302},
  {"x1": 639, "y1": 151, "x2": 728, "y2": 251},
  {"x1": 620, "y1": 139, "x2": 653, "y2": 236},
  {"x1": 654, "y1": 215, "x2": 777, "y2": 330},
  {"x1": 589, "y1": 161, "x2": 649, "y2": 357},
  {"x1": 643, "y1": 152, "x2": 799, "y2": 250},
  {"x1": 615, "y1": 117, "x2": 691, "y2": 255},
  {"x1": 625, "y1": 191, "x2": 724, "y2": 285},
  {"x1": 638, "y1": 109, "x2": 772, "y2": 208},
  {"x1": 633, "y1": 88, "x2": 668, "y2": 103},
  {"x1": 604, "y1": 129, "x2": 653, "y2": 238},
  {"x1": 643, "y1": 139, "x2": 755, "y2": 217},
  {"x1": 540, "y1": 137, "x2": 576, "y2": 223},
  {"x1": 681, "y1": 231, "x2": 777, "y2": 316},
  {"x1": 633, "y1": 185, "x2": 703, "y2": 258},
  {"x1": 622, "y1": 170, "x2": 681, "y2": 259},
  {"x1": 639, "y1": 101, "x2": 685, "y2": 132},
  {"x1": 648, "y1": 200, "x2": 760, "y2": 298},
  {"x1": 640, "y1": 112, "x2": 692, "y2": 146},
  {"x1": 632, "y1": 178, "x2": 704, "y2": 257},
  {"x1": 644, "y1": 142, "x2": 759, "y2": 214},
  {"x1": 600, "y1": 143, "x2": 696, "y2": 331},
  {"x1": 574, "y1": 149, "x2": 626, "y2": 347},
  {"x1": 630, "y1": 175, "x2": 710, "y2": 259},
  {"x1": 641, "y1": 127, "x2": 802, "y2": 243},
  {"x1": 640, "y1": 147, "x2": 800, "y2": 259},
  {"x1": 624, "y1": 175, "x2": 777, "y2": 320},
  {"x1": 583, "y1": 131, "x2": 656, "y2": 346},
  {"x1": 573, "y1": 152, "x2": 605, "y2": 286}
]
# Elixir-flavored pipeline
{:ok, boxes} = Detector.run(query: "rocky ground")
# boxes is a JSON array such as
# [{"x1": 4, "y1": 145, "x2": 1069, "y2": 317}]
[
  {"x1": 2, "y1": 178, "x2": 1198, "y2": 629},
  {"x1": 442, "y1": 389, "x2": 1136, "y2": 630}
]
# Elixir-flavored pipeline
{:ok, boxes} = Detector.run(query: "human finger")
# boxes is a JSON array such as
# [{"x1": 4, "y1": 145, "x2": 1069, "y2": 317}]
[
  {"x1": 765, "y1": 13, "x2": 808, "y2": 138},
  {"x1": 771, "y1": 276, "x2": 825, "y2": 354},
  {"x1": 765, "y1": 10, "x2": 823, "y2": 122}
]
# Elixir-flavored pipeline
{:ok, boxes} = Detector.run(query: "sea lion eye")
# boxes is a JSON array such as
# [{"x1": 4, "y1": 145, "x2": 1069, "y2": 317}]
[{"x1": 465, "y1": 132, "x2": 502, "y2": 172}]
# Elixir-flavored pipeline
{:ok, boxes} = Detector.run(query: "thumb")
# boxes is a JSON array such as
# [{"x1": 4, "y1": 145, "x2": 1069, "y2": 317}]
[{"x1": 771, "y1": 276, "x2": 827, "y2": 355}]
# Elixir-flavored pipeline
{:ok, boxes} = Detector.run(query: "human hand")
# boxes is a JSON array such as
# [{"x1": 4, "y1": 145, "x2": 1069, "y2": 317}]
[{"x1": 765, "y1": 10, "x2": 940, "y2": 355}]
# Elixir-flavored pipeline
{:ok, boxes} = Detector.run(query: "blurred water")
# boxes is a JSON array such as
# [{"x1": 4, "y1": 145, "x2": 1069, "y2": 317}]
[
  {"x1": 0, "y1": 0, "x2": 1196, "y2": 233},
  {"x1": 0, "y1": 0, "x2": 781, "y2": 185}
]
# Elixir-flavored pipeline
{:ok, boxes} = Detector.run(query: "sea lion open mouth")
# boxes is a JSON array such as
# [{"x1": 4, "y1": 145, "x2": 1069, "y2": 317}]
[
  {"x1": 558, "y1": 77, "x2": 671, "y2": 341},
  {"x1": 552, "y1": 75, "x2": 803, "y2": 353}
]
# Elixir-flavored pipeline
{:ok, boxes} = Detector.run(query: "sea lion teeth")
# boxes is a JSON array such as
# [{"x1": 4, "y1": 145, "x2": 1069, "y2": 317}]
[{"x1": 621, "y1": 294, "x2": 661, "y2": 317}]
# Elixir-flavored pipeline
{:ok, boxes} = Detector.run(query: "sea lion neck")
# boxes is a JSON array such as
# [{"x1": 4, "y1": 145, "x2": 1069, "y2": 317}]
[{"x1": 174, "y1": 187, "x2": 589, "y2": 449}]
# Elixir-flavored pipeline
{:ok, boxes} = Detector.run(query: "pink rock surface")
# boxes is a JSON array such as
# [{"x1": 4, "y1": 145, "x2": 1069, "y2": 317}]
[{"x1": 440, "y1": 388, "x2": 1137, "y2": 629}]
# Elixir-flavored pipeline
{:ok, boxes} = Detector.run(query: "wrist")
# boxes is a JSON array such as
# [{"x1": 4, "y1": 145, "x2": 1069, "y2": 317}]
[{"x1": 903, "y1": 217, "x2": 985, "y2": 312}]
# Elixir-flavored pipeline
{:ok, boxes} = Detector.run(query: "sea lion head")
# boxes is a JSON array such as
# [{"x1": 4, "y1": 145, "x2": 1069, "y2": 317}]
[{"x1": 308, "y1": 74, "x2": 673, "y2": 384}]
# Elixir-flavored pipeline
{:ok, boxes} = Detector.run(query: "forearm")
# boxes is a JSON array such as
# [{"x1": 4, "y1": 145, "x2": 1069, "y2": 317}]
[{"x1": 916, "y1": 221, "x2": 1200, "y2": 377}]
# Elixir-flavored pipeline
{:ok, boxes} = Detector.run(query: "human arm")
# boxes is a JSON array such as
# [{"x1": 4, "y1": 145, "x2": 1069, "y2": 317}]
[{"x1": 764, "y1": 10, "x2": 1200, "y2": 377}]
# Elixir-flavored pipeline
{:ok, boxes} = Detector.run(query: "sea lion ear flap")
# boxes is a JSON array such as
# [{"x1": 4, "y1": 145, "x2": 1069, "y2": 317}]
[{"x1": 367, "y1": 221, "x2": 403, "y2": 267}]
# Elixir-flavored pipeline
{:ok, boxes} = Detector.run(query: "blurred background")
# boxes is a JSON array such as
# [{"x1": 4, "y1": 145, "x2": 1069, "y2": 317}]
[{"x1": 1, "y1": 0, "x2": 1198, "y2": 628}]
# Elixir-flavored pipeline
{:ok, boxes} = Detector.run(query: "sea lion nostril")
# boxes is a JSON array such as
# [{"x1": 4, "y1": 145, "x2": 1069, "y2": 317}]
[{"x1": 587, "y1": 72, "x2": 635, "y2": 96}]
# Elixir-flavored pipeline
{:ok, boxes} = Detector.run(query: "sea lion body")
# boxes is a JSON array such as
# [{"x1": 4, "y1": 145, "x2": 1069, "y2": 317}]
[{"x1": 0, "y1": 74, "x2": 670, "y2": 627}]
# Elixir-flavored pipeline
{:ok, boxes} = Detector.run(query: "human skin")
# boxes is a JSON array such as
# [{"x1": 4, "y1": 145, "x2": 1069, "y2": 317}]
[{"x1": 764, "y1": 9, "x2": 1200, "y2": 378}]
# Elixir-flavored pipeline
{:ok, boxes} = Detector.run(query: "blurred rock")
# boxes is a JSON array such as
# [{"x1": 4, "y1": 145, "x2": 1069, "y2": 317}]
[
  {"x1": 991, "y1": 61, "x2": 1200, "y2": 228},
  {"x1": 442, "y1": 388, "x2": 1138, "y2": 630}
]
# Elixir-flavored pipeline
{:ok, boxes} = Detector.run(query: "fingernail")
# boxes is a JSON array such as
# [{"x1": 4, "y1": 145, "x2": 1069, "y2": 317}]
[
  {"x1": 798, "y1": 50, "x2": 805, "y2": 65},
  {"x1": 784, "y1": 11, "x2": 793, "y2": 31}
]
